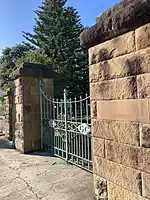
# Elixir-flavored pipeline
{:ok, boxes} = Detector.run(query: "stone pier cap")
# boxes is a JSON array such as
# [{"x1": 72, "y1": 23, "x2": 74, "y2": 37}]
[
  {"x1": 9, "y1": 62, "x2": 55, "y2": 80},
  {"x1": 80, "y1": 0, "x2": 150, "y2": 48}
]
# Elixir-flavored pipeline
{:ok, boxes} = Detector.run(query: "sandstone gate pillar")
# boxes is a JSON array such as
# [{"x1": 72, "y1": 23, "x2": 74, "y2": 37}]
[
  {"x1": 81, "y1": 0, "x2": 150, "y2": 199},
  {"x1": 9, "y1": 63, "x2": 54, "y2": 153}
]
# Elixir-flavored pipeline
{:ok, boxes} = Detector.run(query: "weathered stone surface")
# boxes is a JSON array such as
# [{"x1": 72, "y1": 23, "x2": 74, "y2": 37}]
[
  {"x1": 136, "y1": 23, "x2": 150, "y2": 50},
  {"x1": 14, "y1": 78, "x2": 23, "y2": 87},
  {"x1": 93, "y1": 174, "x2": 108, "y2": 199},
  {"x1": 140, "y1": 148, "x2": 150, "y2": 174},
  {"x1": 80, "y1": 0, "x2": 150, "y2": 48},
  {"x1": 15, "y1": 137, "x2": 24, "y2": 152},
  {"x1": 137, "y1": 74, "x2": 150, "y2": 98},
  {"x1": 108, "y1": 182, "x2": 148, "y2": 200},
  {"x1": 15, "y1": 104, "x2": 24, "y2": 122},
  {"x1": 93, "y1": 156, "x2": 142, "y2": 195},
  {"x1": 23, "y1": 105, "x2": 32, "y2": 123},
  {"x1": 105, "y1": 140, "x2": 140, "y2": 169},
  {"x1": 142, "y1": 173, "x2": 150, "y2": 199},
  {"x1": 89, "y1": 47, "x2": 150, "y2": 82},
  {"x1": 14, "y1": 85, "x2": 23, "y2": 96},
  {"x1": 92, "y1": 137, "x2": 105, "y2": 158},
  {"x1": 15, "y1": 94, "x2": 23, "y2": 104},
  {"x1": 92, "y1": 120, "x2": 139, "y2": 146},
  {"x1": 135, "y1": 47, "x2": 150, "y2": 74},
  {"x1": 90, "y1": 76, "x2": 137, "y2": 100},
  {"x1": 91, "y1": 101, "x2": 97, "y2": 119},
  {"x1": 9, "y1": 62, "x2": 55, "y2": 80},
  {"x1": 89, "y1": 31, "x2": 135, "y2": 65},
  {"x1": 24, "y1": 78, "x2": 39, "y2": 96},
  {"x1": 89, "y1": 53, "x2": 138, "y2": 82},
  {"x1": 97, "y1": 99, "x2": 149, "y2": 123},
  {"x1": 140, "y1": 124, "x2": 150, "y2": 148}
]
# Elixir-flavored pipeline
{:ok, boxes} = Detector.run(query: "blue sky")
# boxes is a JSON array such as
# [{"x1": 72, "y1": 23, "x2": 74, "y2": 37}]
[{"x1": 0, "y1": 0, "x2": 119, "y2": 54}]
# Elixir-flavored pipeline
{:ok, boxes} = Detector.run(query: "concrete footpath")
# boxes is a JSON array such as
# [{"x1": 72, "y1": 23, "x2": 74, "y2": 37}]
[{"x1": 0, "y1": 136, "x2": 94, "y2": 200}]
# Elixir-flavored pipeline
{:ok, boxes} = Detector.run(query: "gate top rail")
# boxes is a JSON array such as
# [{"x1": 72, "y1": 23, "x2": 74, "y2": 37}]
[{"x1": 40, "y1": 83, "x2": 90, "y2": 103}]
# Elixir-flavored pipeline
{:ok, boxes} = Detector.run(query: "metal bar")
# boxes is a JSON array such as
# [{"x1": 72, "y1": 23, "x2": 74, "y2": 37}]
[
  {"x1": 60, "y1": 99, "x2": 63, "y2": 156},
  {"x1": 40, "y1": 80, "x2": 44, "y2": 151},
  {"x1": 53, "y1": 98, "x2": 56, "y2": 154},
  {"x1": 64, "y1": 89, "x2": 68, "y2": 161},
  {"x1": 80, "y1": 96, "x2": 84, "y2": 167}
]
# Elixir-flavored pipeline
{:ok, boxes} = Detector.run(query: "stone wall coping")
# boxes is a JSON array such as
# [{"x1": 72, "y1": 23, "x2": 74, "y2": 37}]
[
  {"x1": 80, "y1": 0, "x2": 150, "y2": 48},
  {"x1": 9, "y1": 62, "x2": 56, "y2": 80}
]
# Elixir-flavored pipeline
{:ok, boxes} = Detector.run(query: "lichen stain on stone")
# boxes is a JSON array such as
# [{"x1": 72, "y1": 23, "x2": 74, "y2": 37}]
[
  {"x1": 100, "y1": 61, "x2": 111, "y2": 80},
  {"x1": 94, "y1": 176, "x2": 108, "y2": 200},
  {"x1": 125, "y1": 56, "x2": 142, "y2": 76},
  {"x1": 98, "y1": 48, "x2": 115, "y2": 62},
  {"x1": 141, "y1": 126, "x2": 150, "y2": 148},
  {"x1": 129, "y1": 76, "x2": 138, "y2": 99}
]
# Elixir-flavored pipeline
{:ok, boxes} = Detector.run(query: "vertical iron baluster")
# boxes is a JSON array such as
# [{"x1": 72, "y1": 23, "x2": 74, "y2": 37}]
[
  {"x1": 53, "y1": 98, "x2": 56, "y2": 154},
  {"x1": 74, "y1": 97, "x2": 77, "y2": 163},
  {"x1": 40, "y1": 80, "x2": 43, "y2": 151},
  {"x1": 86, "y1": 94, "x2": 90, "y2": 170},
  {"x1": 70, "y1": 98, "x2": 72, "y2": 122},
  {"x1": 56, "y1": 99, "x2": 59, "y2": 155},
  {"x1": 69, "y1": 98, "x2": 72, "y2": 160},
  {"x1": 80, "y1": 96, "x2": 84, "y2": 167},
  {"x1": 49, "y1": 97, "x2": 52, "y2": 152},
  {"x1": 64, "y1": 89, "x2": 68, "y2": 161},
  {"x1": 60, "y1": 99, "x2": 63, "y2": 156},
  {"x1": 46, "y1": 95, "x2": 49, "y2": 150}
]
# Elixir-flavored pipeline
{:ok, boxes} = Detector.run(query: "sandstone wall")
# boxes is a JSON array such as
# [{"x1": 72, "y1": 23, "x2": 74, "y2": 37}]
[{"x1": 89, "y1": 23, "x2": 150, "y2": 200}]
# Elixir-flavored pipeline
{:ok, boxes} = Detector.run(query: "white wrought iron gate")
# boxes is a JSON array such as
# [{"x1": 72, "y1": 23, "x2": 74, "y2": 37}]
[{"x1": 40, "y1": 81, "x2": 92, "y2": 172}]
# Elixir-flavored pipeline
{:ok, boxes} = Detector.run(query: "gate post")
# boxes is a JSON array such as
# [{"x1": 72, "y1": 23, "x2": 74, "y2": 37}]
[
  {"x1": 9, "y1": 62, "x2": 55, "y2": 153},
  {"x1": 81, "y1": 1, "x2": 150, "y2": 199}
]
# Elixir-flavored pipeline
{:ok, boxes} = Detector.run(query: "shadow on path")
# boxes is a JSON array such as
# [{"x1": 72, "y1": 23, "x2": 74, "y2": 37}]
[{"x1": 0, "y1": 136, "x2": 13, "y2": 149}]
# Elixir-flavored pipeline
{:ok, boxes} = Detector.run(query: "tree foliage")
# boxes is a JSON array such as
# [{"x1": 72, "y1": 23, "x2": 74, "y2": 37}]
[
  {"x1": 0, "y1": 44, "x2": 31, "y2": 91},
  {"x1": 23, "y1": 0, "x2": 89, "y2": 98}
]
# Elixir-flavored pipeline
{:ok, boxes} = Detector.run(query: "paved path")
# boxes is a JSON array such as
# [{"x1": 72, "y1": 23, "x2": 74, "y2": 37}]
[{"x1": 0, "y1": 136, "x2": 94, "y2": 200}]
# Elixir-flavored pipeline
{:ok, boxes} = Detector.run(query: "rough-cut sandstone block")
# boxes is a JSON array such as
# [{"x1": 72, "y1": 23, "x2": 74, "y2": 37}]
[
  {"x1": 136, "y1": 23, "x2": 150, "y2": 51},
  {"x1": 92, "y1": 137, "x2": 105, "y2": 158},
  {"x1": 15, "y1": 94, "x2": 23, "y2": 104},
  {"x1": 89, "y1": 32, "x2": 135, "y2": 65},
  {"x1": 88, "y1": 31, "x2": 135, "y2": 65},
  {"x1": 91, "y1": 101, "x2": 97, "y2": 119},
  {"x1": 92, "y1": 120, "x2": 139, "y2": 146},
  {"x1": 14, "y1": 85, "x2": 23, "y2": 96},
  {"x1": 142, "y1": 173, "x2": 150, "y2": 199},
  {"x1": 80, "y1": 0, "x2": 150, "y2": 48},
  {"x1": 140, "y1": 124, "x2": 150, "y2": 148},
  {"x1": 139, "y1": 148, "x2": 150, "y2": 174},
  {"x1": 15, "y1": 104, "x2": 24, "y2": 122},
  {"x1": 137, "y1": 74, "x2": 150, "y2": 98},
  {"x1": 93, "y1": 156, "x2": 142, "y2": 195},
  {"x1": 135, "y1": 47, "x2": 150, "y2": 74},
  {"x1": 97, "y1": 99, "x2": 149, "y2": 123},
  {"x1": 89, "y1": 53, "x2": 137, "y2": 83},
  {"x1": 15, "y1": 137, "x2": 24, "y2": 153},
  {"x1": 14, "y1": 78, "x2": 23, "y2": 87},
  {"x1": 90, "y1": 76, "x2": 137, "y2": 100},
  {"x1": 89, "y1": 47, "x2": 150, "y2": 83},
  {"x1": 93, "y1": 175, "x2": 108, "y2": 199},
  {"x1": 105, "y1": 140, "x2": 140, "y2": 169},
  {"x1": 108, "y1": 182, "x2": 148, "y2": 200},
  {"x1": 23, "y1": 105, "x2": 32, "y2": 123},
  {"x1": 24, "y1": 94, "x2": 40, "y2": 105}
]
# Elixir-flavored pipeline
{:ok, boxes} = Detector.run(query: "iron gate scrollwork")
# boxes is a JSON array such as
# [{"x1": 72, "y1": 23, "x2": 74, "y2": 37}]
[{"x1": 40, "y1": 80, "x2": 92, "y2": 172}]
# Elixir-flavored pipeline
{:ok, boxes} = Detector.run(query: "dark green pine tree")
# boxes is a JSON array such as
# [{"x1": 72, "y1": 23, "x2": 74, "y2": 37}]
[{"x1": 23, "y1": 0, "x2": 89, "y2": 98}]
